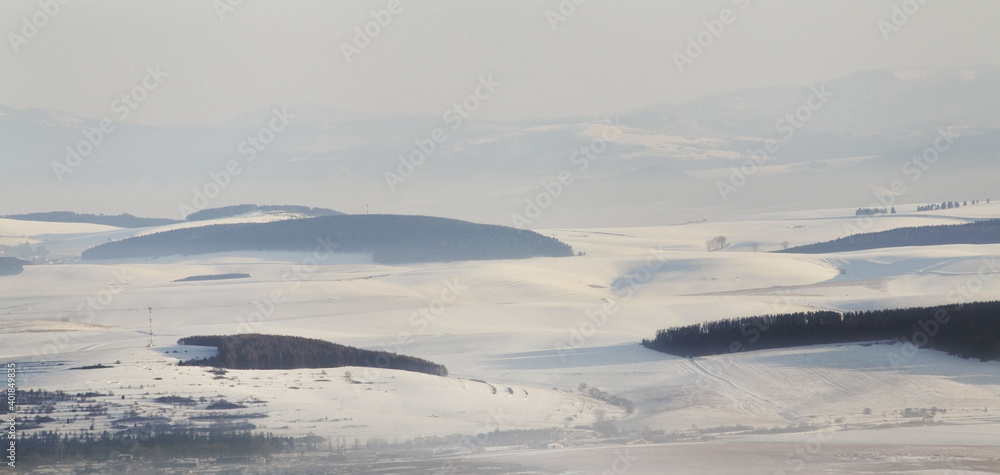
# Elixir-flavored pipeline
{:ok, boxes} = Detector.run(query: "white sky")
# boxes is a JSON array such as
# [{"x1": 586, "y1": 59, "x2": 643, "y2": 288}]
[{"x1": 2, "y1": 0, "x2": 998, "y2": 126}]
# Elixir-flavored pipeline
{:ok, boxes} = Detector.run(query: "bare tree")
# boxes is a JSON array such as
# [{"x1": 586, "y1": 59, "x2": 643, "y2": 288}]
[
  {"x1": 780, "y1": 240, "x2": 790, "y2": 250},
  {"x1": 705, "y1": 236, "x2": 728, "y2": 252},
  {"x1": 749, "y1": 241, "x2": 760, "y2": 252}
]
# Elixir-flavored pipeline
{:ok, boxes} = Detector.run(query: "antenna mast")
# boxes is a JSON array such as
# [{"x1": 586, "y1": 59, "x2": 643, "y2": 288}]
[{"x1": 147, "y1": 307, "x2": 154, "y2": 347}]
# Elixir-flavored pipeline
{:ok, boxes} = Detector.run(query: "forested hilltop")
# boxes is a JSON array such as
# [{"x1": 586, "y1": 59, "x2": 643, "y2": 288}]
[
  {"x1": 184, "y1": 204, "x2": 342, "y2": 221},
  {"x1": 81, "y1": 214, "x2": 574, "y2": 263},
  {"x1": 3, "y1": 205, "x2": 343, "y2": 228},
  {"x1": 2, "y1": 211, "x2": 181, "y2": 228},
  {"x1": 642, "y1": 301, "x2": 1000, "y2": 362},
  {"x1": 178, "y1": 334, "x2": 448, "y2": 376},
  {"x1": 778, "y1": 219, "x2": 1000, "y2": 254},
  {"x1": 0, "y1": 256, "x2": 29, "y2": 276}
]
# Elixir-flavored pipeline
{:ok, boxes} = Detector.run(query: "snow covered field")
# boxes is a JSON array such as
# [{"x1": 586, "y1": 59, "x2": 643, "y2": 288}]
[{"x1": 2, "y1": 205, "x2": 999, "y2": 471}]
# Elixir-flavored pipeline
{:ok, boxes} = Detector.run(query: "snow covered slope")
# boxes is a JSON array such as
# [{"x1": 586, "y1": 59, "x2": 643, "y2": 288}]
[{"x1": 2, "y1": 203, "x2": 999, "y2": 454}]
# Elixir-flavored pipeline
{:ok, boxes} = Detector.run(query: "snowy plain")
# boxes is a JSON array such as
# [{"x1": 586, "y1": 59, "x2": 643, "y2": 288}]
[{"x1": 2, "y1": 203, "x2": 999, "y2": 472}]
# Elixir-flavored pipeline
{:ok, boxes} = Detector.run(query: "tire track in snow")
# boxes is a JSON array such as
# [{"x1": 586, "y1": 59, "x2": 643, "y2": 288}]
[{"x1": 687, "y1": 358, "x2": 798, "y2": 424}]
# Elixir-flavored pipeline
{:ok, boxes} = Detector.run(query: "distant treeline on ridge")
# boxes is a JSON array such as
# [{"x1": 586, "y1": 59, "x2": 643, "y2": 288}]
[
  {"x1": 0, "y1": 256, "x2": 29, "y2": 276},
  {"x1": 80, "y1": 214, "x2": 574, "y2": 263},
  {"x1": 172, "y1": 273, "x2": 250, "y2": 282},
  {"x1": 2, "y1": 205, "x2": 344, "y2": 228},
  {"x1": 1, "y1": 211, "x2": 181, "y2": 228},
  {"x1": 183, "y1": 204, "x2": 343, "y2": 221},
  {"x1": 178, "y1": 334, "x2": 448, "y2": 376},
  {"x1": 778, "y1": 219, "x2": 1000, "y2": 254},
  {"x1": 642, "y1": 300, "x2": 1000, "y2": 362}
]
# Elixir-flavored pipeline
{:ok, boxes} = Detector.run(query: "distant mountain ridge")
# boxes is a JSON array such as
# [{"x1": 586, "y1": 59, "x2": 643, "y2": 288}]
[
  {"x1": 81, "y1": 214, "x2": 574, "y2": 263},
  {"x1": 5, "y1": 66, "x2": 998, "y2": 227},
  {"x1": 625, "y1": 66, "x2": 1000, "y2": 138},
  {"x1": 2, "y1": 211, "x2": 181, "y2": 228},
  {"x1": 184, "y1": 204, "x2": 343, "y2": 221},
  {"x1": 1, "y1": 205, "x2": 344, "y2": 227}
]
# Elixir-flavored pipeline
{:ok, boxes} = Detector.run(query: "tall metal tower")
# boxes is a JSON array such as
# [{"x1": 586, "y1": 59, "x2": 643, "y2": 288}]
[{"x1": 147, "y1": 307, "x2": 154, "y2": 347}]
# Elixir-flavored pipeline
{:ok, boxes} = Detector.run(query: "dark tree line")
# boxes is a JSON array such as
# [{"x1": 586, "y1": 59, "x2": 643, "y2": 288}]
[
  {"x1": 82, "y1": 214, "x2": 574, "y2": 264},
  {"x1": 172, "y1": 273, "x2": 250, "y2": 282},
  {"x1": 642, "y1": 300, "x2": 1000, "y2": 362},
  {"x1": 16, "y1": 429, "x2": 293, "y2": 466},
  {"x1": 855, "y1": 207, "x2": 892, "y2": 216},
  {"x1": 184, "y1": 204, "x2": 343, "y2": 221},
  {"x1": 778, "y1": 218, "x2": 1000, "y2": 254},
  {"x1": 2, "y1": 389, "x2": 108, "y2": 415},
  {"x1": 0, "y1": 256, "x2": 28, "y2": 276},
  {"x1": 583, "y1": 386, "x2": 635, "y2": 415},
  {"x1": 917, "y1": 200, "x2": 982, "y2": 212},
  {"x1": 178, "y1": 334, "x2": 449, "y2": 376},
  {"x1": 2, "y1": 211, "x2": 181, "y2": 228}
]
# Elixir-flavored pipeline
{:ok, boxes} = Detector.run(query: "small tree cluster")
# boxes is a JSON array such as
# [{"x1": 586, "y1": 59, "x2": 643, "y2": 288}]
[
  {"x1": 855, "y1": 207, "x2": 889, "y2": 216},
  {"x1": 917, "y1": 200, "x2": 977, "y2": 212},
  {"x1": 705, "y1": 236, "x2": 727, "y2": 252},
  {"x1": 584, "y1": 386, "x2": 635, "y2": 415}
]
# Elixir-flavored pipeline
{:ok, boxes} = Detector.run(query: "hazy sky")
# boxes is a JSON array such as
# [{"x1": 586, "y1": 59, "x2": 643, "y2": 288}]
[{"x1": 3, "y1": 0, "x2": 998, "y2": 126}]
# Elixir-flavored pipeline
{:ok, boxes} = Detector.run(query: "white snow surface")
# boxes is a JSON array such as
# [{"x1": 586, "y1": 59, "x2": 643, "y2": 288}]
[{"x1": 2, "y1": 205, "x2": 999, "y2": 448}]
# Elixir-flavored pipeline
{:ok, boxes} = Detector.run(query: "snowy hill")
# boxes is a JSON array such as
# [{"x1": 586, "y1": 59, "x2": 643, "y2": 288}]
[{"x1": 3, "y1": 202, "x2": 999, "y2": 471}]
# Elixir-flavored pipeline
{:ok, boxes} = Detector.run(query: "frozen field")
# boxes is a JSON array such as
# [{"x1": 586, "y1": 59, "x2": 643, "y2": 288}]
[{"x1": 2, "y1": 204, "x2": 999, "y2": 471}]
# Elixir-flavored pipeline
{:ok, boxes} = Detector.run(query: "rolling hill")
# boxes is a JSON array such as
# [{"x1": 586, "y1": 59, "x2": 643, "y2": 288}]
[
  {"x1": 80, "y1": 214, "x2": 574, "y2": 263},
  {"x1": 183, "y1": 204, "x2": 343, "y2": 221},
  {"x1": 2, "y1": 211, "x2": 181, "y2": 228},
  {"x1": 778, "y1": 219, "x2": 1000, "y2": 254},
  {"x1": 178, "y1": 334, "x2": 448, "y2": 376}
]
